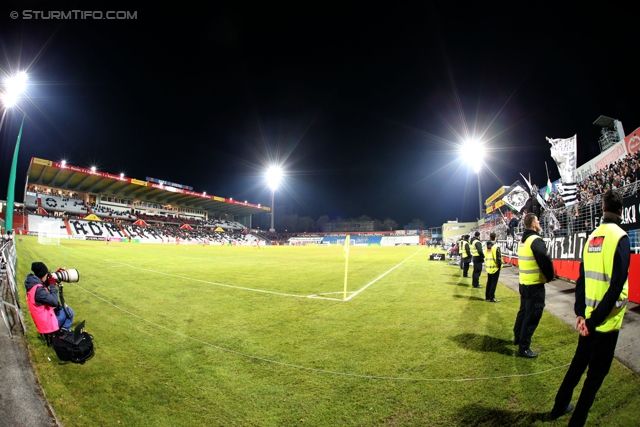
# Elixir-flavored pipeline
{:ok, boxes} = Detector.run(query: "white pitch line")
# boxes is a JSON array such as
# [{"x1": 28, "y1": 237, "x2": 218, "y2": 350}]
[
  {"x1": 66, "y1": 246, "x2": 422, "y2": 302},
  {"x1": 67, "y1": 247, "x2": 344, "y2": 301},
  {"x1": 345, "y1": 247, "x2": 424, "y2": 301}
]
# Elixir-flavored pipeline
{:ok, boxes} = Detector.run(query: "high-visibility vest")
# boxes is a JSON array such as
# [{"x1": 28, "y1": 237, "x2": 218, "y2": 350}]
[
  {"x1": 460, "y1": 240, "x2": 469, "y2": 257},
  {"x1": 485, "y1": 245, "x2": 501, "y2": 274},
  {"x1": 583, "y1": 223, "x2": 629, "y2": 332},
  {"x1": 518, "y1": 235, "x2": 546, "y2": 285},
  {"x1": 469, "y1": 238, "x2": 480, "y2": 257},
  {"x1": 26, "y1": 284, "x2": 59, "y2": 334}
]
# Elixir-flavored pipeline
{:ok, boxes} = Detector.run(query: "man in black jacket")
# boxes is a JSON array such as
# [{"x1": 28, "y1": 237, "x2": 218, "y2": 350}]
[
  {"x1": 469, "y1": 231, "x2": 484, "y2": 288},
  {"x1": 549, "y1": 190, "x2": 629, "y2": 425},
  {"x1": 513, "y1": 213, "x2": 555, "y2": 358},
  {"x1": 459, "y1": 235, "x2": 472, "y2": 278}
]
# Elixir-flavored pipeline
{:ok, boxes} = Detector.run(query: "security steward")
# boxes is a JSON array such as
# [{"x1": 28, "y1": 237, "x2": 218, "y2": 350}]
[
  {"x1": 459, "y1": 235, "x2": 472, "y2": 278},
  {"x1": 513, "y1": 213, "x2": 554, "y2": 358},
  {"x1": 549, "y1": 190, "x2": 629, "y2": 426},
  {"x1": 469, "y1": 231, "x2": 484, "y2": 288}
]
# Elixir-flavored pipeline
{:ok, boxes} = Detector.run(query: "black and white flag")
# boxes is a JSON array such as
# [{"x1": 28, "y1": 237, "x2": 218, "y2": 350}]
[{"x1": 557, "y1": 182, "x2": 578, "y2": 206}]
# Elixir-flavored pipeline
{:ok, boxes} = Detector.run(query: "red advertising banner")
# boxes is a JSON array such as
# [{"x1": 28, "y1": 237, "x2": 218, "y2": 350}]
[{"x1": 624, "y1": 127, "x2": 640, "y2": 155}]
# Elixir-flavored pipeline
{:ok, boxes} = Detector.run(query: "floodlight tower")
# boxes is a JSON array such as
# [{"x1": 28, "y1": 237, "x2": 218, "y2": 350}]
[
  {"x1": 266, "y1": 166, "x2": 282, "y2": 232},
  {"x1": 461, "y1": 139, "x2": 485, "y2": 220},
  {"x1": 1, "y1": 71, "x2": 28, "y2": 235}
]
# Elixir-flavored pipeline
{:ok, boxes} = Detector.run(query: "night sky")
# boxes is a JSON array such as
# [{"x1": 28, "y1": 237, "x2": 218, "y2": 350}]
[{"x1": 1, "y1": 3, "x2": 637, "y2": 228}]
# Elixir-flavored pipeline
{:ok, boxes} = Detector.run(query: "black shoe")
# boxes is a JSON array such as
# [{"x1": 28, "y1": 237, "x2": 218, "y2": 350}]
[
  {"x1": 473, "y1": 285, "x2": 482, "y2": 288},
  {"x1": 548, "y1": 403, "x2": 574, "y2": 420},
  {"x1": 486, "y1": 298, "x2": 500, "y2": 302},
  {"x1": 516, "y1": 348, "x2": 538, "y2": 358},
  {"x1": 462, "y1": 275, "x2": 470, "y2": 278}
]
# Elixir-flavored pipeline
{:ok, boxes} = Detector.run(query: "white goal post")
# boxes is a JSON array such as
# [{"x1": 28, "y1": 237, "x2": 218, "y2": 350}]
[{"x1": 38, "y1": 221, "x2": 61, "y2": 245}]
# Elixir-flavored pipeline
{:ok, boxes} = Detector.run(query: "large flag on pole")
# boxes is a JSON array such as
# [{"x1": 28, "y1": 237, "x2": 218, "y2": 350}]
[
  {"x1": 547, "y1": 135, "x2": 578, "y2": 206},
  {"x1": 5, "y1": 114, "x2": 26, "y2": 234},
  {"x1": 343, "y1": 235, "x2": 350, "y2": 300},
  {"x1": 544, "y1": 178, "x2": 552, "y2": 201}
]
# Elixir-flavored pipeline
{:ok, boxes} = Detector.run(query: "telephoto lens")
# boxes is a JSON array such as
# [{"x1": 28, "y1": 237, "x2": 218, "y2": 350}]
[{"x1": 51, "y1": 269, "x2": 80, "y2": 283}]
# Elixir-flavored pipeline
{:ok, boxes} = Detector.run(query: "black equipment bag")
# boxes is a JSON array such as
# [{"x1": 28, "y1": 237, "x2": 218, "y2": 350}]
[{"x1": 51, "y1": 328, "x2": 95, "y2": 364}]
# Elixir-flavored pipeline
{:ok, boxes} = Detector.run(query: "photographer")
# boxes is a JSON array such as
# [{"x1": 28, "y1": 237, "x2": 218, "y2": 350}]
[{"x1": 25, "y1": 262, "x2": 74, "y2": 333}]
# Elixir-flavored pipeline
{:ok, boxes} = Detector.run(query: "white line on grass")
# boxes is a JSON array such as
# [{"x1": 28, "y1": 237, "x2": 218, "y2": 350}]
[
  {"x1": 344, "y1": 247, "x2": 424, "y2": 301},
  {"x1": 66, "y1": 246, "x2": 421, "y2": 301},
  {"x1": 66, "y1": 247, "x2": 345, "y2": 301},
  {"x1": 70, "y1": 281, "x2": 572, "y2": 382}
]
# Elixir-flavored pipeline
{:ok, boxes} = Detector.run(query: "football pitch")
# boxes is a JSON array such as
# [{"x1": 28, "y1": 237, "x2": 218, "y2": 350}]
[{"x1": 15, "y1": 236, "x2": 640, "y2": 426}]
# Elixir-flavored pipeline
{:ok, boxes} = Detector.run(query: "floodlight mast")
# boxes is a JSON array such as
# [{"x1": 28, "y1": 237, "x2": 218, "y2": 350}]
[
  {"x1": 1, "y1": 71, "x2": 28, "y2": 235},
  {"x1": 266, "y1": 166, "x2": 282, "y2": 232}
]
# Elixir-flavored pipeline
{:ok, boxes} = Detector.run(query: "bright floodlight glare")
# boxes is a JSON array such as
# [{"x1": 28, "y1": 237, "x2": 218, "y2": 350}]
[
  {"x1": 266, "y1": 166, "x2": 283, "y2": 190},
  {"x1": 61, "y1": 160, "x2": 67, "y2": 167},
  {"x1": 461, "y1": 139, "x2": 484, "y2": 173},
  {"x1": 2, "y1": 72, "x2": 28, "y2": 108},
  {"x1": 91, "y1": 166, "x2": 96, "y2": 173}
]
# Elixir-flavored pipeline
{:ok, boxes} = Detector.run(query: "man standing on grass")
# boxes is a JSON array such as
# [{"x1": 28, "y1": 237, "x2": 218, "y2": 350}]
[
  {"x1": 459, "y1": 235, "x2": 472, "y2": 278},
  {"x1": 513, "y1": 213, "x2": 554, "y2": 358},
  {"x1": 548, "y1": 190, "x2": 629, "y2": 426},
  {"x1": 484, "y1": 232, "x2": 502, "y2": 302},
  {"x1": 469, "y1": 231, "x2": 484, "y2": 288}
]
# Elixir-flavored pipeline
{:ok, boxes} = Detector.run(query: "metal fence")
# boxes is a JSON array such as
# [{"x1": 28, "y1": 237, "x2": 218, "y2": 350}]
[
  {"x1": 475, "y1": 181, "x2": 640, "y2": 252},
  {"x1": 1, "y1": 238, "x2": 25, "y2": 337}
]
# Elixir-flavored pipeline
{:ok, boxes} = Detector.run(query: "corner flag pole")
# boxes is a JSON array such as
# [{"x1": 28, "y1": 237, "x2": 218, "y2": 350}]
[
  {"x1": 343, "y1": 234, "x2": 350, "y2": 300},
  {"x1": 5, "y1": 114, "x2": 26, "y2": 234}
]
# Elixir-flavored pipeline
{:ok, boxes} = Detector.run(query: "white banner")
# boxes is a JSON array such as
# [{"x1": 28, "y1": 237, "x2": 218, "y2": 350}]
[{"x1": 548, "y1": 135, "x2": 577, "y2": 183}]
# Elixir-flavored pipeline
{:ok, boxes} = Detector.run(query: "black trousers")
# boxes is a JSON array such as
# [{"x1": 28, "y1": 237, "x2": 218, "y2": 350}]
[
  {"x1": 472, "y1": 258, "x2": 483, "y2": 286},
  {"x1": 552, "y1": 331, "x2": 619, "y2": 427},
  {"x1": 485, "y1": 271, "x2": 500, "y2": 300},
  {"x1": 461, "y1": 259, "x2": 470, "y2": 276},
  {"x1": 513, "y1": 283, "x2": 545, "y2": 350}
]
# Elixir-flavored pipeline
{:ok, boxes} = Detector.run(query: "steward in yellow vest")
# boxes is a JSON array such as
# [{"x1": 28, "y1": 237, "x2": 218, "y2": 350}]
[
  {"x1": 550, "y1": 190, "x2": 630, "y2": 426},
  {"x1": 459, "y1": 235, "x2": 472, "y2": 278},
  {"x1": 469, "y1": 231, "x2": 484, "y2": 288},
  {"x1": 513, "y1": 213, "x2": 555, "y2": 358},
  {"x1": 485, "y1": 232, "x2": 502, "y2": 302}
]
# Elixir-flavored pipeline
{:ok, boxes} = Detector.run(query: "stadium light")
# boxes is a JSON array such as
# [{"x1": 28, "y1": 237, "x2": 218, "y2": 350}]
[
  {"x1": 1, "y1": 71, "x2": 28, "y2": 109},
  {"x1": 0, "y1": 71, "x2": 28, "y2": 134},
  {"x1": 266, "y1": 166, "x2": 283, "y2": 232},
  {"x1": 461, "y1": 139, "x2": 485, "y2": 220}
]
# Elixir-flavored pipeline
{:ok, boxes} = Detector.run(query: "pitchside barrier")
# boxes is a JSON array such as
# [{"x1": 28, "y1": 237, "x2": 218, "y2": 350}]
[{"x1": 0, "y1": 239, "x2": 26, "y2": 337}]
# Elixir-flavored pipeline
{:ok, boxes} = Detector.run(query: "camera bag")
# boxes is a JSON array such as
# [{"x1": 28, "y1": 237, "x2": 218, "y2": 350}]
[{"x1": 51, "y1": 328, "x2": 94, "y2": 364}]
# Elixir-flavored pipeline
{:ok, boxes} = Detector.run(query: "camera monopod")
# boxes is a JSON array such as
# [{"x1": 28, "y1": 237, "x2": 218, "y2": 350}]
[{"x1": 53, "y1": 269, "x2": 80, "y2": 319}]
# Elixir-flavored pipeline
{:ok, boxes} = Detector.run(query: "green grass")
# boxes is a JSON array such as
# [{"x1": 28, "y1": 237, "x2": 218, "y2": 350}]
[{"x1": 15, "y1": 236, "x2": 640, "y2": 426}]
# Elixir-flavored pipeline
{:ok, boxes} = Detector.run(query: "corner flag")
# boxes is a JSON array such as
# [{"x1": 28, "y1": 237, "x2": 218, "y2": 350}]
[
  {"x1": 343, "y1": 235, "x2": 350, "y2": 300},
  {"x1": 344, "y1": 235, "x2": 350, "y2": 259}
]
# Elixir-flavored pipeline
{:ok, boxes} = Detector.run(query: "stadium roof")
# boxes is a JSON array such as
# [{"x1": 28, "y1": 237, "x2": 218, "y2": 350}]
[{"x1": 25, "y1": 158, "x2": 269, "y2": 218}]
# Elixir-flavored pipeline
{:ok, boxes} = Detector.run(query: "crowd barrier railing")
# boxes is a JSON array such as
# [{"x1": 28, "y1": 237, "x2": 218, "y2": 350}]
[{"x1": 0, "y1": 239, "x2": 26, "y2": 337}]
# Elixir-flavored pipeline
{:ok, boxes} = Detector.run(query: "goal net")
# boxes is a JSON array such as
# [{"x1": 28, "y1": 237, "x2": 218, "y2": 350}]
[{"x1": 38, "y1": 221, "x2": 61, "y2": 245}]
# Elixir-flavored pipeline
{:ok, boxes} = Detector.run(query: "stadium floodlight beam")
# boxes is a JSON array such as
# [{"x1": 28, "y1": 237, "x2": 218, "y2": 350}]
[
  {"x1": 461, "y1": 139, "x2": 485, "y2": 220},
  {"x1": 266, "y1": 166, "x2": 283, "y2": 232},
  {"x1": 0, "y1": 71, "x2": 28, "y2": 133}
]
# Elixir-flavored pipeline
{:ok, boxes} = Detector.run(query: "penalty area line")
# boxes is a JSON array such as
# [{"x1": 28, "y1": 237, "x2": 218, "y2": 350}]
[{"x1": 345, "y1": 247, "x2": 424, "y2": 301}]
